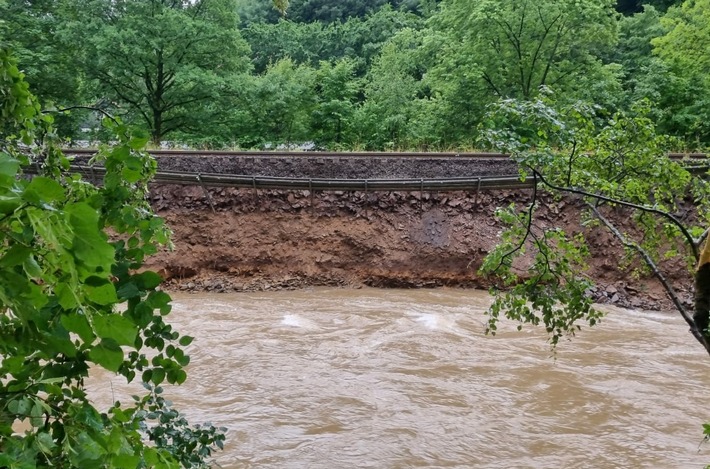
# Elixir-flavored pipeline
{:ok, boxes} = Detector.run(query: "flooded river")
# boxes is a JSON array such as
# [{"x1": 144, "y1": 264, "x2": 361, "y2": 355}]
[{"x1": 89, "y1": 288, "x2": 710, "y2": 468}]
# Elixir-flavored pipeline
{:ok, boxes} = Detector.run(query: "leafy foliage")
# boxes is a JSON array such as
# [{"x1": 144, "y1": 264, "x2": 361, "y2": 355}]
[
  {"x1": 0, "y1": 49, "x2": 223, "y2": 468},
  {"x1": 478, "y1": 92, "x2": 710, "y2": 347},
  {"x1": 244, "y1": 0, "x2": 419, "y2": 23},
  {"x1": 0, "y1": 0, "x2": 83, "y2": 134},
  {"x1": 243, "y1": 5, "x2": 422, "y2": 74},
  {"x1": 311, "y1": 59, "x2": 362, "y2": 146},
  {"x1": 353, "y1": 30, "x2": 425, "y2": 149},
  {"x1": 227, "y1": 58, "x2": 317, "y2": 148},
  {"x1": 64, "y1": 0, "x2": 251, "y2": 144},
  {"x1": 650, "y1": 0, "x2": 710, "y2": 144},
  {"x1": 4, "y1": 0, "x2": 710, "y2": 149},
  {"x1": 430, "y1": 0, "x2": 618, "y2": 100}
]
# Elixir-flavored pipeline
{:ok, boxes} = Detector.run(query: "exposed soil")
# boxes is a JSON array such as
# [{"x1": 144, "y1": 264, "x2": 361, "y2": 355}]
[{"x1": 144, "y1": 184, "x2": 696, "y2": 313}]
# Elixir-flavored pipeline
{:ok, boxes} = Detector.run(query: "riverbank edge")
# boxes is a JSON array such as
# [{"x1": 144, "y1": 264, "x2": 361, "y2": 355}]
[{"x1": 156, "y1": 269, "x2": 682, "y2": 314}]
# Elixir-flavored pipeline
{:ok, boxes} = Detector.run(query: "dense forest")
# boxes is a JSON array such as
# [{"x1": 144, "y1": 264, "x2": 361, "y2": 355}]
[{"x1": 1, "y1": 0, "x2": 708, "y2": 150}]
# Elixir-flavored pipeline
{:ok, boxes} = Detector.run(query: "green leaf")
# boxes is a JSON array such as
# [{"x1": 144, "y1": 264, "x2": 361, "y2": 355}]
[
  {"x1": 61, "y1": 312, "x2": 94, "y2": 343},
  {"x1": 146, "y1": 290, "x2": 172, "y2": 315},
  {"x1": 174, "y1": 351, "x2": 190, "y2": 367},
  {"x1": 110, "y1": 145, "x2": 130, "y2": 162},
  {"x1": 121, "y1": 167, "x2": 142, "y2": 183},
  {"x1": 150, "y1": 367, "x2": 166, "y2": 385},
  {"x1": 167, "y1": 368, "x2": 187, "y2": 385},
  {"x1": 178, "y1": 335, "x2": 193, "y2": 346},
  {"x1": 23, "y1": 255, "x2": 43, "y2": 279},
  {"x1": 35, "y1": 431, "x2": 56, "y2": 453},
  {"x1": 128, "y1": 133, "x2": 150, "y2": 150},
  {"x1": 56, "y1": 282, "x2": 80, "y2": 310},
  {"x1": 0, "y1": 153, "x2": 20, "y2": 176},
  {"x1": 0, "y1": 245, "x2": 31, "y2": 267},
  {"x1": 135, "y1": 271, "x2": 163, "y2": 290},
  {"x1": 124, "y1": 155, "x2": 144, "y2": 171},
  {"x1": 22, "y1": 176, "x2": 65, "y2": 205},
  {"x1": 93, "y1": 315, "x2": 137, "y2": 347},
  {"x1": 45, "y1": 330, "x2": 78, "y2": 357},
  {"x1": 30, "y1": 400, "x2": 44, "y2": 427},
  {"x1": 130, "y1": 301, "x2": 154, "y2": 328},
  {"x1": 69, "y1": 431, "x2": 106, "y2": 466},
  {"x1": 110, "y1": 454, "x2": 141, "y2": 468},
  {"x1": 117, "y1": 282, "x2": 141, "y2": 300},
  {"x1": 144, "y1": 447, "x2": 160, "y2": 466},
  {"x1": 66, "y1": 202, "x2": 115, "y2": 270},
  {"x1": 84, "y1": 282, "x2": 118, "y2": 306},
  {"x1": 107, "y1": 426, "x2": 132, "y2": 454},
  {"x1": 89, "y1": 339, "x2": 124, "y2": 372},
  {"x1": 0, "y1": 153, "x2": 20, "y2": 188},
  {"x1": 0, "y1": 192, "x2": 22, "y2": 216},
  {"x1": 8, "y1": 397, "x2": 32, "y2": 416},
  {"x1": 2, "y1": 355, "x2": 25, "y2": 374}
]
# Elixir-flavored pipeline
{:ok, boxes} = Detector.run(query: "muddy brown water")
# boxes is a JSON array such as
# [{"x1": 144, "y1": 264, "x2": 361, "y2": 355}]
[{"x1": 88, "y1": 288, "x2": 710, "y2": 468}]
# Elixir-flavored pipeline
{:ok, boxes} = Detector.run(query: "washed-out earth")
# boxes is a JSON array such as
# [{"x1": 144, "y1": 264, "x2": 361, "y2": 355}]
[{"x1": 145, "y1": 183, "x2": 692, "y2": 313}]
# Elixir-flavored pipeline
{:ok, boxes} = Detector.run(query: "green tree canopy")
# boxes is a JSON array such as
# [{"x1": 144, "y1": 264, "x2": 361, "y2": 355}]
[
  {"x1": 653, "y1": 0, "x2": 710, "y2": 77},
  {"x1": 65, "y1": 0, "x2": 251, "y2": 144},
  {"x1": 311, "y1": 58, "x2": 362, "y2": 147},
  {"x1": 226, "y1": 58, "x2": 317, "y2": 148},
  {"x1": 650, "y1": 0, "x2": 710, "y2": 144},
  {"x1": 353, "y1": 29, "x2": 425, "y2": 149},
  {"x1": 430, "y1": 0, "x2": 619, "y2": 101},
  {"x1": 0, "y1": 0, "x2": 86, "y2": 135},
  {"x1": 243, "y1": 5, "x2": 422, "y2": 74}
]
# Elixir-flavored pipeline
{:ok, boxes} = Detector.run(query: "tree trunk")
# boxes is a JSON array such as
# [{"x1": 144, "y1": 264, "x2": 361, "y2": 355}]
[
  {"x1": 152, "y1": 109, "x2": 162, "y2": 146},
  {"x1": 694, "y1": 236, "x2": 710, "y2": 337}
]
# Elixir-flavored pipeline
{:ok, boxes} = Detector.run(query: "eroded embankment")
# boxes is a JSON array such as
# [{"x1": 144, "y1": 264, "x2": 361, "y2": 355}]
[{"x1": 144, "y1": 184, "x2": 694, "y2": 312}]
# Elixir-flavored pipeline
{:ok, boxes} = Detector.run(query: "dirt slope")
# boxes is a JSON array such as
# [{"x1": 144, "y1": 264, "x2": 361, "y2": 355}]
[{"x1": 145, "y1": 184, "x2": 694, "y2": 312}]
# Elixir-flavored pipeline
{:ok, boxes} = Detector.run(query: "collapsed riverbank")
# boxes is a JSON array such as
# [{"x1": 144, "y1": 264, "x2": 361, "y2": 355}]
[{"x1": 144, "y1": 184, "x2": 694, "y2": 313}]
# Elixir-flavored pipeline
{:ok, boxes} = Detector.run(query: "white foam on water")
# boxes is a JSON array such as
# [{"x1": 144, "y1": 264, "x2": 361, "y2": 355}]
[
  {"x1": 409, "y1": 312, "x2": 463, "y2": 333},
  {"x1": 281, "y1": 314, "x2": 318, "y2": 329},
  {"x1": 414, "y1": 313, "x2": 441, "y2": 330}
]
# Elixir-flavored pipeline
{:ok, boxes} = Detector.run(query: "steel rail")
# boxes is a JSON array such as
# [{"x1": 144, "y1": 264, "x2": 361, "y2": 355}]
[
  {"x1": 25, "y1": 162, "x2": 709, "y2": 192},
  {"x1": 62, "y1": 149, "x2": 511, "y2": 160},
  {"x1": 62, "y1": 148, "x2": 709, "y2": 160},
  {"x1": 51, "y1": 165, "x2": 534, "y2": 191}
]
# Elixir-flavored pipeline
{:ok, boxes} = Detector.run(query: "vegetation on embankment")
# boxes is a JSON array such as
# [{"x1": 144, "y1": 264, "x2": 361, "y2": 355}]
[{"x1": 4, "y1": 0, "x2": 710, "y2": 150}]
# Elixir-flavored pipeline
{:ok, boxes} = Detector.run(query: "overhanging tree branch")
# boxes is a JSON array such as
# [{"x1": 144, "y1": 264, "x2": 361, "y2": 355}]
[
  {"x1": 587, "y1": 203, "x2": 710, "y2": 356},
  {"x1": 530, "y1": 167, "x2": 700, "y2": 261},
  {"x1": 490, "y1": 171, "x2": 539, "y2": 273}
]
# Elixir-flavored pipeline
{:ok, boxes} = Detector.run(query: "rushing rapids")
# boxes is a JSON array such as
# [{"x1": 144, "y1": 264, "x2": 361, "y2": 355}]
[{"x1": 89, "y1": 289, "x2": 710, "y2": 468}]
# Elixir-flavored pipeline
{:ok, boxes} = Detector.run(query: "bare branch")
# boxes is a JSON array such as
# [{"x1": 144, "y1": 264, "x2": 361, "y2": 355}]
[
  {"x1": 490, "y1": 172, "x2": 539, "y2": 273},
  {"x1": 531, "y1": 168, "x2": 699, "y2": 261},
  {"x1": 588, "y1": 203, "x2": 710, "y2": 356},
  {"x1": 696, "y1": 228, "x2": 710, "y2": 249},
  {"x1": 44, "y1": 105, "x2": 120, "y2": 126}
]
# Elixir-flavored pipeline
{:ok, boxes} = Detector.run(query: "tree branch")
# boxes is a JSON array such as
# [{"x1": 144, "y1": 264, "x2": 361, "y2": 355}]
[
  {"x1": 696, "y1": 228, "x2": 710, "y2": 249},
  {"x1": 490, "y1": 172, "x2": 539, "y2": 273},
  {"x1": 587, "y1": 203, "x2": 710, "y2": 356},
  {"x1": 45, "y1": 105, "x2": 120, "y2": 126},
  {"x1": 530, "y1": 168, "x2": 699, "y2": 261}
]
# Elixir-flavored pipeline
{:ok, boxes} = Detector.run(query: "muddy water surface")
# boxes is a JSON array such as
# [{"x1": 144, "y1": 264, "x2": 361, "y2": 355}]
[{"x1": 89, "y1": 289, "x2": 710, "y2": 468}]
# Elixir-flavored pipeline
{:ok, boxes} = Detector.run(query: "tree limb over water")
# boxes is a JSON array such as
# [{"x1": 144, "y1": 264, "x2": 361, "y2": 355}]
[{"x1": 478, "y1": 93, "x2": 710, "y2": 355}]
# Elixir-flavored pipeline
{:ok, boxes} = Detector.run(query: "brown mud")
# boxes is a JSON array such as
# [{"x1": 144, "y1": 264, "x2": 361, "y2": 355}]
[{"x1": 145, "y1": 184, "x2": 696, "y2": 313}]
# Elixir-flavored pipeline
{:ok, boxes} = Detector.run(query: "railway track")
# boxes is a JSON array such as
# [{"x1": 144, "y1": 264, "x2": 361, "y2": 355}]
[
  {"x1": 63, "y1": 149, "x2": 513, "y2": 160},
  {"x1": 55, "y1": 164, "x2": 534, "y2": 191},
  {"x1": 48, "y1": 150, "x2": 709, "y2": 192},
  {"x1": 62, "y1": 148, "x2": 709, "y2": 160}
]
